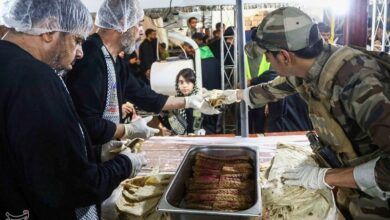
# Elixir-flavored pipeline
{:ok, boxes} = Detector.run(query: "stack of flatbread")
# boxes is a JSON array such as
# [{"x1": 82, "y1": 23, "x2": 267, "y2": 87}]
[
  {"x1": 185, "y1": 152, "x2": 255, "y2": 211},
  {"x1": 116, "y1": 174, "x2": 172, "y2": 220},
  {"x1": 261, "y1": 143, "x2": 335, "y2": 220}
]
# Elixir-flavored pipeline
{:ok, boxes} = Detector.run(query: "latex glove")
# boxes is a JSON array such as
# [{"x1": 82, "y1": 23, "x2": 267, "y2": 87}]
[
  {"x1": 185, "y1": 95, "x2": 220, "y2": 115},
  {"x1": 194, "y1": 128, "x2": 206, "y2": 136},
  {"x1": 120, "y1": 148, "x2": 147, "y2": 177},
  {"x1": 203, "y1": 89, "x2": 240, "y2": 105},
  {"x1": 282, "y1": 166, "x2": 333, "y2": 190},
  {"x1": 101, "y1": 140, "x2": 127, "y2": 162},
  {"x1": 123, "y1": 116, "x2": 159, "y2": 139}
]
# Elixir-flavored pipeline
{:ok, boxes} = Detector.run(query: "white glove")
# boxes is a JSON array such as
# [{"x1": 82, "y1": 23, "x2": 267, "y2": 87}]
[
  {"x1": 202, "y1": 89, "x2": 240, "y2": 105},
  {"x1": 101, "y1": 140, "x2": 127, "y2": 162},
  {"x1": 282, "y1": 165, "x2": 333, "y2": 190},
  {"x1": 123, "y1": 116, "x2": 159, "y2": 139},
  {"x1": 120, "y1": 148, "x2": 147, "y2": 177},
  {"x1": 185, "y1": 95, "x2": 220, "y2": 115},
  {"x1": 194, "y1": 128, "x2": 206, "y2": 136}
]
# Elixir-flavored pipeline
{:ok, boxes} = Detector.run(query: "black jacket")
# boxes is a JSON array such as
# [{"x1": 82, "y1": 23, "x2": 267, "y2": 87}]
[
  {"x1": 0, "y1": 40, "x2": 131, "y2": 219},
  {"x1": 66, "y1": 34, "x2": 168, "y2": 145},
  {"x1": 252, "y1": 70, "x2": 312, "y2": 132},
  {"x1": 139, "y1": 38, "x2": 157, "y2": 73}
]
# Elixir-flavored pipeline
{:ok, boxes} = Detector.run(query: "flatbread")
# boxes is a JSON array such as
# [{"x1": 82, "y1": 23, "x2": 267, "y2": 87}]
[
  {"x1": 116, "y1": 196, "x2": 160, "y2": 217},
  {"x1": 110, "y1": 138, "x2": 144, "y2": 153},
  {"x1": 207, "y1": 96, "x2": 226, "y2": 107},
  {"x1": 116, "y1": 174, "x2": 173, "y2": 219},
  {"x1": 261, "y1": 143, "x2": 333, "y2": 220},
  {"x1": 204, "y1": 90, "x2": 226, "y2": 107},
  {"x1": 122, "y1": 185, "x2": 166, "y2": 202},
  {"x1": 121, "y1": 174, "x2": 172, "y2": 188}
]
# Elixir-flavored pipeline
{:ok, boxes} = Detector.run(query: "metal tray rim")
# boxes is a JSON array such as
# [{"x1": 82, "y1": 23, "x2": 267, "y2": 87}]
[{"x1": 157, "y1": 144, "x2": 262, "y2": 217}]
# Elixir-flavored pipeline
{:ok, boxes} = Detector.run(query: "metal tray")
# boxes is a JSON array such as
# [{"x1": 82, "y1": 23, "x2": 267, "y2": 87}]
[{"x1": 157, "y1": 145, "x2": 261, "y2": 220}]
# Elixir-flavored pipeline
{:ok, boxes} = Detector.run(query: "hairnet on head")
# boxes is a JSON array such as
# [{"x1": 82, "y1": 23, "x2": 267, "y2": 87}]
[
  {"x1": 95, "y1": 0, "x2": 144, "y2": 33},
  {"x1": 0, "y1": 0, "x2": 93, "y2": 38}
]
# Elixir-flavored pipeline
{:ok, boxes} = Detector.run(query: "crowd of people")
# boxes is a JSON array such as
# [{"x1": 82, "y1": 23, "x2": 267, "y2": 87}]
[{"x1": 1, "y1": 0, "x2": 389, "y2": 219}]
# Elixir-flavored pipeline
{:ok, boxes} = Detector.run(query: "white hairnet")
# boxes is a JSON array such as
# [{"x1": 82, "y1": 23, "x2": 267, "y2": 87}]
[
  {"x1": 95, "y1": 0, "x2": 144, "y2": 33},
  {"x1": 0, "y1": 0, "x2": 93, "y2": 38}
]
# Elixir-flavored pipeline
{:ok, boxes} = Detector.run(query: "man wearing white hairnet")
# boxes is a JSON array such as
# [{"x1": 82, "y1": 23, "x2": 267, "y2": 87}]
[
  {"x1": 0, "y1": 0, "x2": 146, "y2": 219},
  {"x1": 66, "y1": 0, "x2": 219, "y2": 152}
]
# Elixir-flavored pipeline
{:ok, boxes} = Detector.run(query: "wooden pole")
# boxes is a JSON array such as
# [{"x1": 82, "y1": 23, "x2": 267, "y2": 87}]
[{"x1": 344, "y1": 0, "x2": 368, "y2": 47}]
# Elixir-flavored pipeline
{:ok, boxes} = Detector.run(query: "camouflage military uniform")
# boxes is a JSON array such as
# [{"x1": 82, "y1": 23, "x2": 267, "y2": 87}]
[{"x1": 246, "y1": 42, "x2": 390, "y2": 218}]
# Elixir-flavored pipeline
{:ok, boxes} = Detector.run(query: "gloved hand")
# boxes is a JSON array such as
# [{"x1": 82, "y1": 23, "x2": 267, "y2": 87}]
[
  {"x1": 282, "y1": 165, "x2": 333, "y2": 190},
  {"x1": 101, "y1": 140, "x2": 127, "y2": 162},
  {"x1": 120, "y1": 148, "x2": 147, "y2": 177},
  {"x1": 123, "y1": 116, "x2": 159, "y2": 139},
  {"x1": 185, "y1": 95, "x2": 220, "y2": 115},
  {"x1": 202, "y1": 89, "x2": 240, "y2": 105}
]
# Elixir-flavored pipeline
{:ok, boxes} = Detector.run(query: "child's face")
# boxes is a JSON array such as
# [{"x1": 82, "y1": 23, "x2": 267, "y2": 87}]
[
  {"x1": 178, "y1": 75, "x2": 194, "y2": 96},
  {"x1": 189, "y1": 19, "x2": 197, "y2": 29}
]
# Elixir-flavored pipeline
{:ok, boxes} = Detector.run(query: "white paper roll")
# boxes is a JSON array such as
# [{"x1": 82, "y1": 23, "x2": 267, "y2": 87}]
[{"x1": 150, "y1": 59, "x2": 194, "y2": 96}]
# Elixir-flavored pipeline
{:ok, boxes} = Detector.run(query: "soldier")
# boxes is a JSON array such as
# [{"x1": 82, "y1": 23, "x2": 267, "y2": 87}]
[{"x1": 207, "y1": 7, "x2": 390, "y2": 219}]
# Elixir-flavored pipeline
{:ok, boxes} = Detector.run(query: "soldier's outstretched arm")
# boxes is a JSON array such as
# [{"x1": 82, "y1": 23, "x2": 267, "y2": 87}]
[
  {"x1": 203, "y1": 76, "x2": 298, "y2": 108},
  {"x1": 239, "y1": 76, "x2": 297, "y2": 108}
]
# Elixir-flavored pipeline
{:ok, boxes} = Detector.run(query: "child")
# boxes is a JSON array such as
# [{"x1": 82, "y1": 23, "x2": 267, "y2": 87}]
[{"x1": 159, "y1": 68, "x2": 203, "y2": 135}]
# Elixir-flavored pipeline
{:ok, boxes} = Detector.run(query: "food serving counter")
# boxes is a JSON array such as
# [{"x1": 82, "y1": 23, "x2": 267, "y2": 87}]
[
  {"x1": 138, "y1": 132, "x2": 309, "y2": 176},
  {"x1": 109, "y1": 133, "x2": 338, "y2": 220}
]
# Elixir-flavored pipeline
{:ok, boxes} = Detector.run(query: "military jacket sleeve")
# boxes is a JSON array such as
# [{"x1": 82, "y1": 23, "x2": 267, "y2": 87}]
[{"x1": 244, "y1": 76, "x2": 298, "y2": 108}]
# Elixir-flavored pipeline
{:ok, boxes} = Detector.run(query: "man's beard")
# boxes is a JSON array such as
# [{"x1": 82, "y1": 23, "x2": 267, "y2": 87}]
[
  {"x1": 48, "y1": 38, "x2": 73, "y2": 77},
  {"x1": 121, "y1": 37, "x2": 140, "y2": 54},
  {"x1": 50, "y1": 52, "x2": 72, "y2": 77},
  {"x1": 121, "y1": 28, "x2": 141, "y2": 54}
]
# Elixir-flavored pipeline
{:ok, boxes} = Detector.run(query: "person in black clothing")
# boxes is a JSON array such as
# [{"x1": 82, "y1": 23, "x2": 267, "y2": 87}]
[
  {"x1": 66, "y1": 0, "x2": 218, "y2": 149},
  {"x1": 250, "y1": 70, "x2": 313, "y2": 132},
  {"x1": 208, "y1": 32, "x2": 221, "y2": 61},
  {"x1": 318, "y1": 22, "x2": 331, "y2": 44},
  {"x1": 216, "y1": 22, "x2": 225, "y2": 31},
  {"x1": 124, "y1": 51, "x2": 142, "y2": 79},
  {"x1": 223, "y1": 26, "x2": 235, "y2": 66},
  {"x1": 139, "y1": 28, "x2": 157, "y2": 84},
  {"x1": 0, "y1": 0, "x2": 144, "y2": 219},
  {"x1": 208, "y1": 25, "x2": 233, "y2": 63},
  {"x1": 159, "y1": 69, "x2": 203, "y2": 135}
]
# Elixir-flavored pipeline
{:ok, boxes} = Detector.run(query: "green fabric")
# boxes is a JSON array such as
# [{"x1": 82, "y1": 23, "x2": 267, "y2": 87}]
[
  {"x1": 259, "y1": 54, "x2": 271, "y2": 76},
  {"x1": 245, "y1": 54, "x2": 270, "y2": 80},
  {"x1": 160, "y1": 51, "x2": 169, "y2": 60},
  {"x1": 200, "y1": 46, "x2": 215, "y2": 59}
]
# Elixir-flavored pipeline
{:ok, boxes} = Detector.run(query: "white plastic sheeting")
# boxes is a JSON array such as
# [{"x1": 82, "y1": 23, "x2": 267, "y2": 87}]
[
  {"x1": 82, "y1": 0, "x2": 288, "y2": 12},
  {"x1": 150, "y1": 59, "x2": 194, "y2": 96},
  {"x1": 81, "y1": 0, "x2": 348, "y2": 12}
]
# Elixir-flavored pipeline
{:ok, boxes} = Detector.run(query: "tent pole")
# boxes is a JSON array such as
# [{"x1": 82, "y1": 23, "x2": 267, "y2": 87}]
[{"x1": 236, "y1": 0, "x2": 248, "y2": 137}]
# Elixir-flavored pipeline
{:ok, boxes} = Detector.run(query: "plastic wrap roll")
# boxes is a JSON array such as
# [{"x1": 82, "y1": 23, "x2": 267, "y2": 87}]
[{"x1": 150, "y1": 59, "x2": 194, "y2": 96}]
